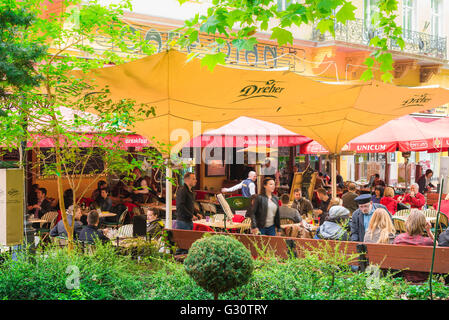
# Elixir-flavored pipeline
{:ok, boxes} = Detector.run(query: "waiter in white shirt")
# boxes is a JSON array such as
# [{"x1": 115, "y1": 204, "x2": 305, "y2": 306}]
[{"x1": 221, "y1": 171, "x2": 257, "y2": 198}]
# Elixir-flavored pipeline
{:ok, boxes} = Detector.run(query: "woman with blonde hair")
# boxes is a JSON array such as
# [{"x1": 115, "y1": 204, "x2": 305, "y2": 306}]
[
  {"x1": 364, "y1": 208, "x2": 396, "y2": 244},
  {"x1": 327, "y1": 197, "x2": 343, "y2": 211},
  {"x1": 393, "y1": 209, "x2": 437, "y2": 283}
]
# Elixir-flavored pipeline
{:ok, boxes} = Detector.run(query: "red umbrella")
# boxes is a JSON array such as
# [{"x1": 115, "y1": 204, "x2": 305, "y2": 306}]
[
  {"x1": 185, "y1": 116, "x2": 312, "y2": 148},
  {"x1": 300, "y1": 115, "x2": 449, "y2": 154}
]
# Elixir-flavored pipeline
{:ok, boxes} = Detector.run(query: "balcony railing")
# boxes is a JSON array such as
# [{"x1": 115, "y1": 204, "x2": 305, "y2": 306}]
[{"x1": 312, "y1": 18, "x2": 447, "y2": 60}]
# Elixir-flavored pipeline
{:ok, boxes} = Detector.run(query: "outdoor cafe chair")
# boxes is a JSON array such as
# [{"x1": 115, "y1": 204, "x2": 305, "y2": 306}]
[
  {"x1": 393, "y1": 218, "x2": 407, "y2": 234},
  {"x1": 37, "y1": 211, "x2": 58, "y2": 242},
  {"x1": 424, "y1": 209, "x2": 448, "y2": 234},
  {"x1": 200, "y1": 202, "x2": 217, "y2": 215},
  {"x1": 240, "y1": 218, "x2": 251, "y2": 234},
  {"x1": 103, "y1": 208, "x2": 128, "y2": 229},
  {"x1": 394, "y1": 209, "x2": 411, "y2": 218},
  {"x1": 280, "y1": 218, "x2": 296, "y2": 225},
  {"x1": 117, "y1": 224, "x2": 133, "y2": 238}
]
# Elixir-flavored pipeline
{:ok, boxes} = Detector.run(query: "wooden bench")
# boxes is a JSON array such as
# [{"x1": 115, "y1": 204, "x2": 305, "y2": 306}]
[{"x1": 166, "y1": 229, "x2": 449, "y2": 274}]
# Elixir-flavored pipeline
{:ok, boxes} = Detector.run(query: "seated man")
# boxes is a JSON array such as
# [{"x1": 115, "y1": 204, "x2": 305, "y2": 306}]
[
  {"x1": 78, "y1": 210, "x2": 110, "y2": 244},
  {"x1": 94, "y1": 188, "x2": 113, "y2": 212},
  {"x1": 147, "y1": 208, "x2": 164, "y2": 240},
  {"x1": 342, "y1": 182, "x2": 359, "y2": 214},
  {"x1": 400, "y1": 183, "x2": 426, "y2": 210},
  {"x1": 350, "y1": 194, "x2": 390, "y2": 242},
  {"x1": 279, "y1": 194, "x2": 302, "y2": 223},
  {"x1": 312, "y1": 188, "x2": 330, "y2": 225},
  {"x1": 27, "y1": 187, "x2": 52, "y2": 218},
  {"x1": 290, "y1": 188, "x2": 313, "y2": 217},
  {"x1": 50, "y1": 205, "x2": 83, "y2": 238}
]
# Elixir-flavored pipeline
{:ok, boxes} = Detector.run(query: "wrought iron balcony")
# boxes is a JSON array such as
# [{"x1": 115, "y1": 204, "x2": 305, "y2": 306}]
[{"x1": 312, "y1": 18, "x2": 447, "y2": 60}]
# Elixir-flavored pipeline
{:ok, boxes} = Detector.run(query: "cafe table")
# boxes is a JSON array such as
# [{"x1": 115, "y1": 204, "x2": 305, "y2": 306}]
[
  {"x1": 99, "y1": 211, "x2": 117, "y2": 218},
  {"x1": 140, "y1": 203, "x2": 176, "y2": 211},
  {"x1": 26, "y1": 218, "x2": 47, "y2": 224}
]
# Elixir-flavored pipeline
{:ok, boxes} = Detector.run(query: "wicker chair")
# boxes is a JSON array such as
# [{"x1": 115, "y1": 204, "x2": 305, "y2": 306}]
[
  {"x1": 280, "y1": 218, "x2": 296, "y2": 225},
  {"x1": 37, "y1": 211, "x2": 59, "y2": 242},
  {"x1": 393, "y1": 218, "x2": 407, "y2": 234},
  {"x1": 117, "y1": 224, "x2": 133, "y2": 238},
  {"x1": 439, "y1": 213, "x2": 449, "y2": 233},
  {"x1": 424, "y1": 209, "x2": 438, "y2": 218},
  {"x1": 201, "y1": 203, "x2": 217, "y2": 215},
  {"x1": 240, "y1": 217, "x2": 251, "y2": 234},
  {"x1": 103, "y1": 208, "x2": 128, "y2": 229},
  {"x1": 394, "y1": 209, "x2": 411, "y2": 218}
]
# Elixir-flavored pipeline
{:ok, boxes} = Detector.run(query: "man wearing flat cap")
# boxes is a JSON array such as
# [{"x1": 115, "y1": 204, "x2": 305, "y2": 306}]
[{"x1": 350, "y1": 193, "x2": 392, "y2": 242}]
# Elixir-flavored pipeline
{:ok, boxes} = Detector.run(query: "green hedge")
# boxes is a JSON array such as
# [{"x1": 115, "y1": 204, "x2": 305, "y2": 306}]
[{"x1": 0, "y1": 241, "x2": 448, "y2": 300}]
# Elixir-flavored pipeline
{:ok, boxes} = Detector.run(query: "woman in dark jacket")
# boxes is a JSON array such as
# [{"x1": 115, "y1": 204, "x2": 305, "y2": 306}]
[{"x1": 248, "y1": 177, "x2": 281, "y2": 236}]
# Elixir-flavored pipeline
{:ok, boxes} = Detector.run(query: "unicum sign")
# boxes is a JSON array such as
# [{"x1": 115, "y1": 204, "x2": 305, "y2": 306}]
[
  {"x1": 234, "y1": 80, "x2": 285, "y2": 102},
  {"x1": 355, "y1": 144, "x2": 388, "y2": 152}
]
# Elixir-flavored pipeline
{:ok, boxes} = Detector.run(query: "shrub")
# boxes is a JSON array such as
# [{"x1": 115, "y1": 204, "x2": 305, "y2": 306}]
[
  {"x1": 0, "y1": 242, "x2": 158, "y2": 300},
  {"x1": 184, "y1": 235, "x2": 254, "y2": 299}
]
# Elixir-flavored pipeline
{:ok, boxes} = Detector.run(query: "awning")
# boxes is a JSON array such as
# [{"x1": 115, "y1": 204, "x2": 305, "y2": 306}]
[
  {"x1": 300, "y1": 115, "x2": 449, "y2": 154},
  {"x1": 2, "y1": 133, "x2": 150, "y2": 149},
  {"x1": 73, "y1": 50, "x2": 449, "y2": 154},
  {"x1": 185, "y1": 116, "x2": 311, "y2": 148}
]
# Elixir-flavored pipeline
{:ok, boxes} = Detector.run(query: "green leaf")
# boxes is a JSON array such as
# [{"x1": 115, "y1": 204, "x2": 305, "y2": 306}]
[
  {"x1": 360, "y1": 69, "x2": 374, "y2": 81},
  {"x1": 270, "y1": 27, "x2": 293, "y2": 46},
  {"x1": 316, "y1": 19, "x2": 335, "y2": 36},
  {"x1": 364, "y1": 57, "x2": 375, "y2": 68},
  {"x1": 336, "y1": 2, "x2": 356, "y2": 24},
  {"x1": 381, "y1": 71, "x2": 393, "y2": 83},
  {"x1": 201, "y1": 52, "x2": 227, "y2": 72}
]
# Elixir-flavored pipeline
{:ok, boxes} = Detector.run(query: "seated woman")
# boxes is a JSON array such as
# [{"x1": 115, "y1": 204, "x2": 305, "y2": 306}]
[
  {"x1": 380, "y1": 187, "x2": 399, "y2": 215},
  {"x1": 315, "y1": 205, "x2": 350, "y2": 241},
  {"x1": 91, "y1": 180, "x2": 108, "y2": 201},
  {"x1": 393, "y1": 209, "x2": 437, "y2": 283},
  {"x1": 371, "y1": 185, "x2": 384, "y2": 204},
  {"x1": 50, "y1": 205, "x2": 83, "y2": 239},
  {"x1": 364, "y1": 208, "x2": 396, "y2": 244},
  {"x1": 132, "y1": 176, "x2": 165, "y2": 204},
  {"x1": 146, "y1": 208, "x2": 164, "y2": 240}
]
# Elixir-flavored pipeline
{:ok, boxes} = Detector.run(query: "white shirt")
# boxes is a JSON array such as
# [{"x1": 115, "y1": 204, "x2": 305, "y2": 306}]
[
  {"x1": 265, "y1": 197, "x2": 277, "y2": 228},
  {"x1": 223, "y1": 180, "x2": 256, "y2": 195}
]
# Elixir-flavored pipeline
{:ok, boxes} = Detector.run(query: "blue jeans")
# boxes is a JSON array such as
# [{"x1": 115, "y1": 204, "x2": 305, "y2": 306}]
[
  {"x1": 259, "y1": 225, "x2": 276, "y2": 236},
  {"x1": 175, "y1": 220, "x2": 193, "y2": 230},
  {"x1": 175, "y1": 220, "x2": 193, "y2": 255}
]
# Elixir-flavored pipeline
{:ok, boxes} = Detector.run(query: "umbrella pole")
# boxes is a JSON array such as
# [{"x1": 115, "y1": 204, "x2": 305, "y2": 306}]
[
  {"x1": 256, "y1": 162, "x2": 262, "y2": 194},
  {"x1": 165, "y1": 165, "x2": 173, "y2": 230},
  {"x1": 330, "y1": 154, "x2": 337, "y2": 199}
]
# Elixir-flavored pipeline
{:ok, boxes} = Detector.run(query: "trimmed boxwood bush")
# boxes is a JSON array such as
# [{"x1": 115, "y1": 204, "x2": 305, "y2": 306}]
[{"x1": 184, "y1": 235, "x2": 254, "y2": 299}]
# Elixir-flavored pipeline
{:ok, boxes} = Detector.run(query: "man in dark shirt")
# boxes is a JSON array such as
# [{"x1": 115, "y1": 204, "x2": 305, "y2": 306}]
[
  {"x1": 279, "y1": 194, "x2": 302, "y2": 223},
  {"x1": 313, "y1": 188, "x2": 330, "y2": 225},
  {"x1": 342, "y1": 182, "x2": 359, "y2": 214},
  {"x1": 291, "y1": 188, "x2": 313, "y2": 217},
  {"x1": 27, "y1": 187, "x2": 52, "y2": 218},
  {"x1": 175, "y1": 172, "x2": 197, "y2": 230},
  {"x1": 78, "y1": 210, "x2": 110, "y2": 244}
]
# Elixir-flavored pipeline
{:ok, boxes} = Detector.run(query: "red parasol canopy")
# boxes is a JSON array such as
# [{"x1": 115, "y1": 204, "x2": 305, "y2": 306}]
[
  {"x1": 300, "y1": 115, "x2": 449, "y2": 154},
  {"x1": 185, "y1": 116, "x2": 312, "y2": 148}
]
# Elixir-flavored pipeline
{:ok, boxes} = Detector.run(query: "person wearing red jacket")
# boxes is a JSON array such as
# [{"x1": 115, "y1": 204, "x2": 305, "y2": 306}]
[
  {"x1": 380, "y1": 187, "x2": 399, "y2": 215},
  {"x1": 401, "y1": 183, "x2": 426, "y2": 210}
]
